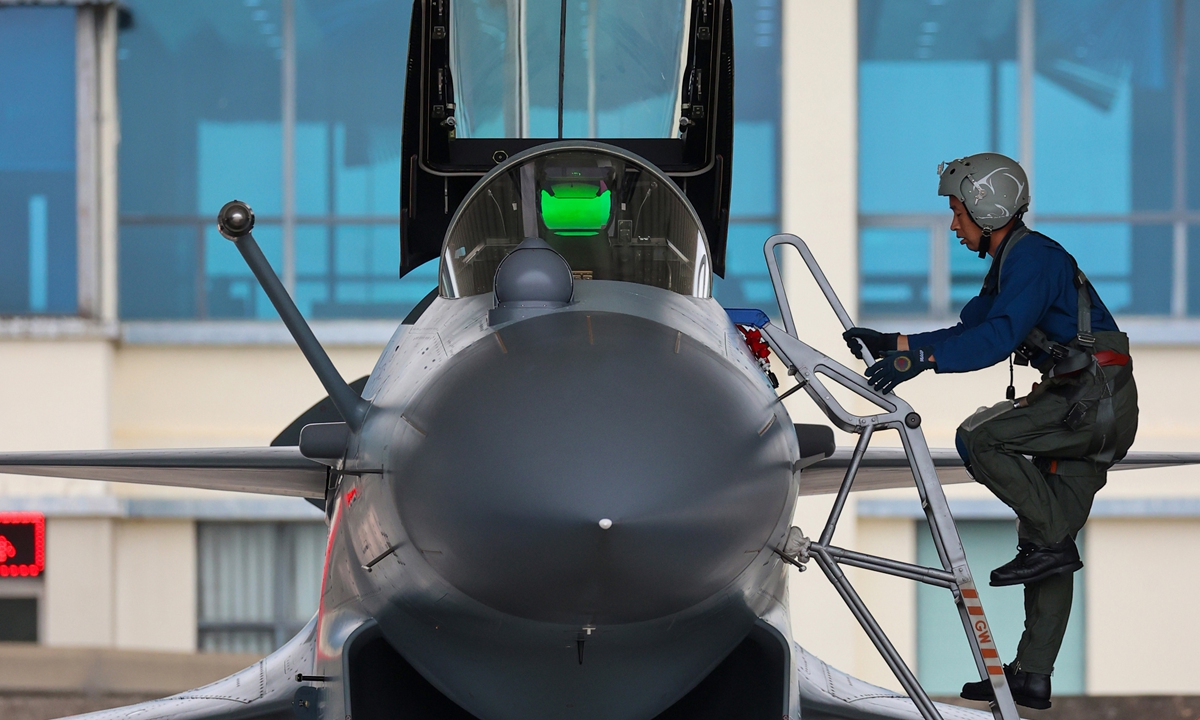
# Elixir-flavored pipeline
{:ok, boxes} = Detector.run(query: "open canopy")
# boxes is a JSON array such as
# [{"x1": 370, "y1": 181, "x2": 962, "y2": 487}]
[{"x1": 400, "y1": 0, "x2": 733, "y2": 280}]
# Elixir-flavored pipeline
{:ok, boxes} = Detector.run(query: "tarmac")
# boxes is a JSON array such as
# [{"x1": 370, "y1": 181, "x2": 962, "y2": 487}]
[{"x1": 1, "y1": 643, "x2": 1194, "y2": 720}]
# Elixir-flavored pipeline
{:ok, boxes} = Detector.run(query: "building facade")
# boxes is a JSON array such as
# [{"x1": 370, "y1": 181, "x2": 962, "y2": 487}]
[{"x1": 0, "y1": 0, "x2": 1196, "y2": 698}]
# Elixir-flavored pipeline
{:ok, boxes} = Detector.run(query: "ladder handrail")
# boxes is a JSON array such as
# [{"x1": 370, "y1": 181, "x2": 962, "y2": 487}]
[
  {"x1": 763, "y1": 233, "x2": 874, "y2": 365},
  {"x1": 760, "y1": 233, "x2": 1021, "y2": 720}
]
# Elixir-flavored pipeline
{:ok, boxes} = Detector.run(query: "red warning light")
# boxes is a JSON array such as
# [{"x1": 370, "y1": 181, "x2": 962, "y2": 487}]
[{"x1": 0, "y1": 512, "x2": 45, "y2": 578}]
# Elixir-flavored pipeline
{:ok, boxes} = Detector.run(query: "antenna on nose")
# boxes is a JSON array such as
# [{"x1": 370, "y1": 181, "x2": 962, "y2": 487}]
[{"x1": 218, "y1": 200, "x2": 370, "y2": 431}]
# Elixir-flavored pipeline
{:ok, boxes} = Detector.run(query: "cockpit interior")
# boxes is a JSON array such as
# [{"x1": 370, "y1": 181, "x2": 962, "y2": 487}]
[{"x1": 439, "y1": 147, "x2": 712, "y2": 299}]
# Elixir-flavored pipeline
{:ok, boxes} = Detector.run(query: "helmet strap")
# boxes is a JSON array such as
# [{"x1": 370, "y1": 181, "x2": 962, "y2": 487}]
[{"x1": 978, "y1": 226, "x2": 992, "y2": 259}]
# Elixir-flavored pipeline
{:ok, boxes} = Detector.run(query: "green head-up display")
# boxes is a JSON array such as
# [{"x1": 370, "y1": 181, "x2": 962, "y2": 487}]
[{"x1": 540, "y1": 182, "x2": 612, "y2": 236}]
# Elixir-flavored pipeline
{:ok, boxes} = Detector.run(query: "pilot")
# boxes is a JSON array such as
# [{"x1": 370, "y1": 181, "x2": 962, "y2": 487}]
[{"x1": 843, "y1": 153, "x2": 1138, "y2": 710}]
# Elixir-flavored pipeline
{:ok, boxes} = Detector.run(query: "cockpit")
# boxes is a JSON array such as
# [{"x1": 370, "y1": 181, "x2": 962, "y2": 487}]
[{"x1": 438, "y1": 145, "x2": 712, "y2": 299}]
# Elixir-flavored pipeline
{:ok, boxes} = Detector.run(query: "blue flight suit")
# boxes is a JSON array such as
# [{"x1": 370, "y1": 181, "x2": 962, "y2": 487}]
[
  {"x1": 909, "y1": 222, "x2": 1138, "y2": 675},
  {"x1": 908, "y1": 224, "x2": 1119, "y2": 373}
]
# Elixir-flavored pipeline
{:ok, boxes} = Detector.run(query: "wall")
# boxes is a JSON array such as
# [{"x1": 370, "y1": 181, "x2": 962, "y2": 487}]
[{"x1": 6, "y1": 339, "x2": 381, "y2": 652}]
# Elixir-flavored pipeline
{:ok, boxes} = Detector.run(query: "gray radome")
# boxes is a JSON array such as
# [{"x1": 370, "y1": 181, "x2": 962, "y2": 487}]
[{"x1": 493, "y1": 237, "x2": 574, "y2": 308}]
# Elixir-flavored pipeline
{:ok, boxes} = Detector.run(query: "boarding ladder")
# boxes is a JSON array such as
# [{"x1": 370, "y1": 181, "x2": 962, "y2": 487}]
[{"x1": 757, "y1": 234, "x2": 1021, "y2": 720}]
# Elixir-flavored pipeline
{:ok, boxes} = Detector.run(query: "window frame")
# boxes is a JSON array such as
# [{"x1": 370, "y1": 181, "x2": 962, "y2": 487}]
[
  {"x1": 858, "y1": 0, "x2": 1200, "y2": 341},
  {"x1": 0, "y1": 1, "x2": 116, "y2": 331},
  {"x1": 196, "y1": 520, "x2": 326, "y2": 654}
]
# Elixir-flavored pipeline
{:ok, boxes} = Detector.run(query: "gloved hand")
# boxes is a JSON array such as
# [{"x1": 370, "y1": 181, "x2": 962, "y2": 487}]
[
  {"x1": 865, "y1": 347, "x2": 936, "y2": 394},
  {"x1": 843, "y1": 327, "x2": 899, "y2": 361}
]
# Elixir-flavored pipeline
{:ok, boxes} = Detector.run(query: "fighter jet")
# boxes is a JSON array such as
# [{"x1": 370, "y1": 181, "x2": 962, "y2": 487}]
[{"x1": 3, "y1": 3, "x2": 1199, "y2": 720}]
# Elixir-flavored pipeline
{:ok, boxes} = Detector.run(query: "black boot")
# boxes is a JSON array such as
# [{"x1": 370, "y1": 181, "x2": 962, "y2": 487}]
[
  {"x1": 961, "y1": 664, "x2": 1052, "y2": 710},
  {"x1": 990, "y1": 537, "x2": 1082, "y2": 587}
]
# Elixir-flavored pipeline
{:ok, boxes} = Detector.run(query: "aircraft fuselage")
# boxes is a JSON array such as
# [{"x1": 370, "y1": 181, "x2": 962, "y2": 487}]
[{"x1": 316, "y1": 279, "x2": 799, "y2": 720}]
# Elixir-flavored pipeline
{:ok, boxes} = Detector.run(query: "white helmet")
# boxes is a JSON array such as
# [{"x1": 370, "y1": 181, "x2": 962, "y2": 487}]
[{"x1": 937, "y1": 153, "x2": 1030, "y2": 231}]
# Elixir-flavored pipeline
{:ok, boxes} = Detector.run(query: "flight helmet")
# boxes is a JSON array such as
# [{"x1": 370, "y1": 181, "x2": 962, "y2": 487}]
[{"x1": 938, "y1": 153, "x2": 1029, "y2": 256}]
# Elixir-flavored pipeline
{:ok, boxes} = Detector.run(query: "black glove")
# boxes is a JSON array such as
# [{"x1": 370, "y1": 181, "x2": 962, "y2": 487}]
[
  {"x1": 843, "y1": 327, "x2": 899, "y2": 361},
  {"x1": 865, "y1": 347, "x2": 937, "y2": 394}
]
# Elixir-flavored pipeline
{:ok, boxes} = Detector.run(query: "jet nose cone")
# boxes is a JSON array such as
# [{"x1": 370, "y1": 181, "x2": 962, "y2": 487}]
[{"x1": 392, "y1": 311, "x2": 792, "y2": 624}]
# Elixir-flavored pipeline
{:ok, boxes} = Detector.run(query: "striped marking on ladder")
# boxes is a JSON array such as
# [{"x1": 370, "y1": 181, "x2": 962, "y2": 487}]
[{"x1": 960, "y1": 584, "x2": 1006, "y2": 676}]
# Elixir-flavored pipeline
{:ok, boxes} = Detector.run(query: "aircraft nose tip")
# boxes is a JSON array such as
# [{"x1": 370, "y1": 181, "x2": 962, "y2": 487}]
[{"x1": 391, "y1": 310, "x2": 792, "y2": 625}]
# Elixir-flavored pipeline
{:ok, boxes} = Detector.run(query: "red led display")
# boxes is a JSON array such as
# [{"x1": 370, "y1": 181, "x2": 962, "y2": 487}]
[{"x1": 0, "y1": 512, "x2": 45, "y2": 578}]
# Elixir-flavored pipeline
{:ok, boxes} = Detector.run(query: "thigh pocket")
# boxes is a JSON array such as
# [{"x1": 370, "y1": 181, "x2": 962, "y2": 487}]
[{"x1": 959, "y1": 400, "x2": 1018, "y2": 434}]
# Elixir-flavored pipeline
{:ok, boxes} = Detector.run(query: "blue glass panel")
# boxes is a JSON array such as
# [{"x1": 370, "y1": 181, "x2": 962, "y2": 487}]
[
  {"x1": 119, "y1": 0, "x2": 425, "y2": 320},
  {"x1": 860, "y1": 228, "x2": 929, "y2": 315},
  {"x1": 734, "y1": 0, "x2": 781, "y2": 123},
  {"x1": 197, "y1": 121, "x2": 283, "y2": 217},
  {"x1": 1127, "y1": 224, "x2": 1173, "y2": 315},
  {"x1": 1037, "y1": 0, "x2": 1172, "y2": 213},
  {"x1": 331, "y1": 123, "x2": 401, "y2": 216},
  {"x1": 1034, "y1": 73, "x2": 1134, "y2": 214},
  {"x1": 1037, "y1": 222, "x2": 1172, "y2": 315},
  {"x1": 859, "y1": 0, "x2": 1018, "y2": 214},
  {"x1": 0, "y1": 7, "x2": 77, "y2": 315},
  {"x1": 205, "y1": 224, "x2": 284, "y2": 319},
  {"x1": 917, "y1": 521, "x2": 1085, "y2": 695},
  {"x1": 860, "y1": 61, "x2": 1018, "y2": 214},
  {"x1": 730, "y1": 122, "x2": 777, "y2": 218},
  {"x1": 119, "y1": 224, "x2": 198, "y2": 319},
  {"x1": 118, "y1": 0, "x2": 284, "y2": 217},
  {"x1": 713, "y1": 223, "x2": 778, "y2": 309}
]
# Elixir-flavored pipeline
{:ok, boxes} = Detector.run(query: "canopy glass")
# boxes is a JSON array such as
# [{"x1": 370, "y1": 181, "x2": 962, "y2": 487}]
[
  {"x1": 439, "y1": 145, "x2": 711, "y2": 298},
  {"x1": 449, "y1": 0, "x2": 691, "y2": 139}
]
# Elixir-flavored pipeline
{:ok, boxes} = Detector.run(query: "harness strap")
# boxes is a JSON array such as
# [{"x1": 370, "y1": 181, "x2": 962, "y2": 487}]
[
  {"x1": 994, "y1": 230, "x2": 1128, "y2": 465},
  {"x1": 1073, "y1": 266, "x2": 1096, "y2": 350},
  {"x1": 1013, "y1": 264, "x2": 1098, "y2": 377}
]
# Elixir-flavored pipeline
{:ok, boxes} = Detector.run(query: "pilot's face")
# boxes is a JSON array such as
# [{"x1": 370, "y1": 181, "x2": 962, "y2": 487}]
[{"x1": 949, "y1": 196, "x2": 985, "y2": 252}]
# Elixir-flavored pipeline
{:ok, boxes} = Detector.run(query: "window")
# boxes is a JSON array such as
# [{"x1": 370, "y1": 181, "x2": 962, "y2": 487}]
[
  {"x1": 712, "y1": 0, "x2": 781, "y2": 310},
  {"x1": 0, "y1": 6, "x2": 78, "y2": 316},
  {"x1": 0, "y1": 597, "x2": 38, "y2": 642},
  {"x1": 859, "y1": 0, "x2": 1200, "y2": 322},
  {"x1": 915, "y1": 520, "x2": 1085, "y2": 694},
  {"x1": 116, "y1": 1, "x2": 777, "y2": 320},
  {"x1": 197, "y1": 522, "x2": 326, "y2": 654},
  {"x1": 118, "y1": 0, "x2": 436, "y2": 321}
]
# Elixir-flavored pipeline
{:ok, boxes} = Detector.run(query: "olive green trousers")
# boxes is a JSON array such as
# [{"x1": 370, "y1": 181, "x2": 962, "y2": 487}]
[{"x1": 956, "y1": 334, "x2": 1138, "y2": 675}]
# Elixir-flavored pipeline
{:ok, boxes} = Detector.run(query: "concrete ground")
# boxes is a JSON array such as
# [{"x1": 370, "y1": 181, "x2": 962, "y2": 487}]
[
  {"x1": 0, "y1": 642, "x2": 260, "y2": 720},
  {"x1": 938, "y1": 695, "x2": 1200, "y2": 720},
  {"x1": 1, "y1": 643, "x2": 1194, "y2": 720},
  {"x1": 4, "y1": 693, "x2": 1200, "y2": 719}
]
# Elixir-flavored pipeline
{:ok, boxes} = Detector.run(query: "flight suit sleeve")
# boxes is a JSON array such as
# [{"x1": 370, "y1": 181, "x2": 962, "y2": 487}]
[
  {"x1": 926, "y1": 244, "x2": 1056, "y2": 373},
  {"x1": 906, "y1": 294, "x2": 992, "y2": 348}
]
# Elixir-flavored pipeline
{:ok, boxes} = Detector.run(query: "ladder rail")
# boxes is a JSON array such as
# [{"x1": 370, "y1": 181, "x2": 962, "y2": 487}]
[
  {"x1": 819, "y1": 422, "x2": 874, "y2": 546},
  {"x1": 760, "y1": 234, "x2": 1021, "y2": 720},
  {"x1": 810, "y1": 547, "x2": 945, "y2": 720},
  {"x1": 819, "y1": 544, "x2": 957, "y2": 588}
]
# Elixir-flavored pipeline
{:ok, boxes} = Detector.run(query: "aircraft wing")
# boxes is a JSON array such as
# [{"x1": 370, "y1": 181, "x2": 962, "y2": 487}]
[
  {"x1": 60, "y1": 617, "x2": 318, "y2": 720},
  {"x1": 0, "y1": 447, "x2": 328, "y2": 498},
  {"x1": 800, "y1": 448, "x2": 1200, "y2": 496},
  {"x1": 795, "y1": 644, "x2": 1002, "y2": 720}
]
